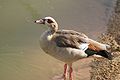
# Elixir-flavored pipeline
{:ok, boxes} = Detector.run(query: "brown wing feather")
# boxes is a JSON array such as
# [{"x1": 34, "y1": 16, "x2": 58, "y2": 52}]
[
  {"x1": 88, "y1": 44, "x2": 101, "y2": 51},
  {"x1": 54, "y1": 30, "x2": 103, "y2": 51},
  {"x1": 56, "y1": 30, "x2": 88, "y2": 38},
  {"x1": 52, "y1": 30, "x2": 88, "y2": 49}
]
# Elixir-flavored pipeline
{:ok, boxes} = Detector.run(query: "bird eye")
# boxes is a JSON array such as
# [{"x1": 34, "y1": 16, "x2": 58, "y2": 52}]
[{"x1": 47, "y1": 19, "x2": 54, "y2": 23}]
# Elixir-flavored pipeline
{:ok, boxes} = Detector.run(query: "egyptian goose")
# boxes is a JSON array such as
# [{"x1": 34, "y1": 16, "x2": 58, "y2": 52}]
[{"x1": 34, "y1": 17, "x2": 112, "y2": 80}]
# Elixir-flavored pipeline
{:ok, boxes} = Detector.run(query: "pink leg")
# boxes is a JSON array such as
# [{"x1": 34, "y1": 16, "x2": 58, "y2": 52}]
[
  {"x1": 63, "y1": 64, "x2": 67, "y2": 80},
  {"x1": 69, "y1": 64, "x2": 73, "y2": 80}
]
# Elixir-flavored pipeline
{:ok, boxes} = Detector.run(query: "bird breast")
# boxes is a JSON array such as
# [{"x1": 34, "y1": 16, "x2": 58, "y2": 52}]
[{"x1": 39, "y1": 31, "x2": 55, "y2": 54}]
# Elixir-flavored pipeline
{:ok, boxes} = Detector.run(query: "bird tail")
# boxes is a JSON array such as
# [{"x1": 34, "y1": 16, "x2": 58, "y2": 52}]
[
  {"x1": 85, "y1": 48, "x2": 113, "y2": 60},
  {"x1": 85, "y1": 39, "x2": 113, "y2": 60},
  {"x1": 96, "y1": 50, "x2": 113, "y2": 60}
]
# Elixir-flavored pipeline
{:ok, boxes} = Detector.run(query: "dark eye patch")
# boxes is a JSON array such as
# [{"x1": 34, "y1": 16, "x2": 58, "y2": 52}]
[
  {"x1": 42, "y1": 19, "x2": 46, "y2": 21},
  {"x1": 47, "y1": 19, "x2": 54, "y2": 23}
]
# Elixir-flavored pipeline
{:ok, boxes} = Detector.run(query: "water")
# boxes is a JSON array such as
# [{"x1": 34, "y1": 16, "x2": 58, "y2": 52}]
[{"x1": 0, "y1": 0, "x2": 115, "y2": 80}]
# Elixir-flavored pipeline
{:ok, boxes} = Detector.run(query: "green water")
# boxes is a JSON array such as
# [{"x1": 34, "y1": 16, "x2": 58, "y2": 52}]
[{"x1": 0, "y1": 0, "x2": 115, "y2": 80}]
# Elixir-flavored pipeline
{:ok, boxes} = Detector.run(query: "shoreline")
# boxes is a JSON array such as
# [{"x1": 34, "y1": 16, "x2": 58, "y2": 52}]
[{"x1": 91, "y1": 0, "x2": 120, "y2": 79}]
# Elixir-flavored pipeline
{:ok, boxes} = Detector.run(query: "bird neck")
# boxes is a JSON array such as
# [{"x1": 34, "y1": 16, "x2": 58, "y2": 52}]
[{"x1": 48, "y1": 23, "x2": 58, "y2": 34}]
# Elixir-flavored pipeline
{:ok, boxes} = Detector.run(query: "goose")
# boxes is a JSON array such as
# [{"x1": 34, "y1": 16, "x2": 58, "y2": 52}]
[{"x1": 34, "y1": 16, "x2": 112, "y2": 80}]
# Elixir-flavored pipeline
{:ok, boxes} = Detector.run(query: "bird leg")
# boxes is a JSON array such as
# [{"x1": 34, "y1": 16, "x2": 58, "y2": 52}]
[
  {"x1": 68, "y1": 64, "x2": 73, "y2": 80},
  {"x1": 63, "y1": 64, "x2": 67, "y2": 80}
]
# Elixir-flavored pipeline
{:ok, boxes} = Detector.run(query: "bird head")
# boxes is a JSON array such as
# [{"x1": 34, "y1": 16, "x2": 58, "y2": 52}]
[{"x1": 35, "y1": 16, "x2": 58, "y2": 32}]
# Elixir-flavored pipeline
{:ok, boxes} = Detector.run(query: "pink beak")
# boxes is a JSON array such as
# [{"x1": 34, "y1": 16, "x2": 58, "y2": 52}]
[{"x1": 34, "y1": 19, "x2": 45, "y2": 24}]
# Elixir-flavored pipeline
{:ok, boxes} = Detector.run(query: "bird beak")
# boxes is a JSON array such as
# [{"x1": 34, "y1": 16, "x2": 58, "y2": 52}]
[{"x1": 34, "y1": 19, "x2": 45, "y2": 24}]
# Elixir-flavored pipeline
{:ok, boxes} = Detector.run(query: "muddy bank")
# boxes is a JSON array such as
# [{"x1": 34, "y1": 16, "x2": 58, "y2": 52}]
[
  {"x1": 107, "y1": 0, "x2": 120, "y2": 45},
  {"x1": 91, "y1": 52, "x2": 120, "y2": 80},
  {"x1": 90, "y1": 0, "x2": 120, "y2": 80}
]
